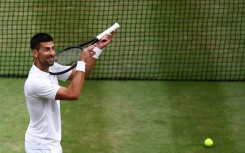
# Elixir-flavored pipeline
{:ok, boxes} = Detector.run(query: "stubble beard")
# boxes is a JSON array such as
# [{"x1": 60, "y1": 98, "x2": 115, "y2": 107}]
[{"x1": 41, "y1": 57, "x2": 54, "y2": 67}]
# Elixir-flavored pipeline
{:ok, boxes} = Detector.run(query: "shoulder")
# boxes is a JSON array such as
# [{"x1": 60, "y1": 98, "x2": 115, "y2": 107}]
[
  {"x1": 25, "y1": 74, "x2": 49, "y2": 93},
  {"x1": 25, "y1": 75, "x2": 60, "y2": 99}
]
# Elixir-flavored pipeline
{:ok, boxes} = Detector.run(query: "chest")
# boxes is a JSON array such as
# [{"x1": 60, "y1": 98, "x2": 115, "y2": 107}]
[{"x1": 48, "y1": 75, "x2": 59, "y2": 86}]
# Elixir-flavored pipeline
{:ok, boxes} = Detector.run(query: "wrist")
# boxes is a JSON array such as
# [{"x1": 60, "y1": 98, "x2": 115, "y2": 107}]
[
  {"x1": 76, "y1": 61, "x2": 86, "y2": 72},
  {"x1": 92, "y1": 47, "x2": 103, "y2": 59}
]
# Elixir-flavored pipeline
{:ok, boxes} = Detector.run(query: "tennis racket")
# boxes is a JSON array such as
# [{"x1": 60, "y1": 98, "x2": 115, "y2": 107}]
[{"x1": 49, "y1": 23, "x2": 120, "y2": 75}]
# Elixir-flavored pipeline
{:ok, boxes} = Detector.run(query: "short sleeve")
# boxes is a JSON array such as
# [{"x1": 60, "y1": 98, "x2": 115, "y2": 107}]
[{"x1": 26, "y1": 78, "x2": 60, "y2": 100}]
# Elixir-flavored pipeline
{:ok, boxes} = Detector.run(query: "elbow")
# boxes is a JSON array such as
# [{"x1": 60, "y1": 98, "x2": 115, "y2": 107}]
[
  {"x1": 55, "y1": 88, "x2": 81, "y2": 100},
  {"x1": 69, "y1": 93, "x2": 80, "y2": 100},
  {"x1": 73, "y1": 97, "x2": 79, "y2": 100}
]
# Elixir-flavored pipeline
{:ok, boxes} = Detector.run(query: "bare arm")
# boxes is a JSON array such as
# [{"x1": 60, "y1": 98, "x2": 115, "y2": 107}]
[
  {"x1": 68, "y1": 55, "x2": 96, "y2": 80},
  {"x1": 56, "y1": 33, "x2": 115, "y2": 100},
  {"x1": 55, "y1": 45, "x2": 95, "y2": 100}
]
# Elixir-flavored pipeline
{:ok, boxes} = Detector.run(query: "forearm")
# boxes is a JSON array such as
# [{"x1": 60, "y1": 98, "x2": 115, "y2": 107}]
[
  {"x1": 85, "y1": 46, "x2": 103, "y2": 76},
  {"x1": 85, "y1": 57, "x2": 97, "y2": 77},
  {"x1": 68, "y1": 57, "x2": 97, "y2": 80},
  {"x1": 67, "y1": 71, "x2": 85, "y2": 99},
  {"x1": 56, "y1": 61, "x2": 87, "y2": 100}
]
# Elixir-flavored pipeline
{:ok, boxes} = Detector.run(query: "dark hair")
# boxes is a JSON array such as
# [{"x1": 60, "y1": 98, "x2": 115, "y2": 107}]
[{"x1": 30, "y1": 33, "x2": 53, "y2": 50}]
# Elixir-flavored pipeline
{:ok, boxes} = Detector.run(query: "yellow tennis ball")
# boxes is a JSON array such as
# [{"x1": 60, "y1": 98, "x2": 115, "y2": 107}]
[{"x1": 204, "y1": 138, "x2": 214, "y2": 147}]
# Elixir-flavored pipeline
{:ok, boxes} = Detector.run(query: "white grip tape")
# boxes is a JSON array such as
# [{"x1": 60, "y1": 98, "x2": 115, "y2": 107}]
[
  {"x1": 92, "y1": 47, "x2": 103, "y2": 59},
  {"x1": 76, "y1": 61, "x2": 86, "y2": 72},
  {"x1": 96, "y1": 23, "x2": 120, "y2": 40}
]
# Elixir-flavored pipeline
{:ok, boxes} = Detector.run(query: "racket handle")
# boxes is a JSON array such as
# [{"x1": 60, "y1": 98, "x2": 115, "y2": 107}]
[{"x1": 96, "y1": 23, "x2": 120, "y2": 40}]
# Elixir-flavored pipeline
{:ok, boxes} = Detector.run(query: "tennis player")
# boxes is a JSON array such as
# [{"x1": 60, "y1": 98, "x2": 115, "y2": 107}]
[{"x1": 24, "y1": 32, "x2": 114, "y2": 153}]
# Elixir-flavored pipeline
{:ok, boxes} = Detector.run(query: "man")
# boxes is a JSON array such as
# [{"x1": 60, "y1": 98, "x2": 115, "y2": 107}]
[{"x1": 24, "y1": 32, "x2": 114, "y2": 153}]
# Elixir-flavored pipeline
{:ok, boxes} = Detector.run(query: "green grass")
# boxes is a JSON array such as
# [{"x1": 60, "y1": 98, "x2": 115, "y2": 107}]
[
  {"x1": 0, "y1": 78, "x2": 27, "y2": 152},
  {"x1": 0, "y1": 78, "x2": 244, "y2": 153}
]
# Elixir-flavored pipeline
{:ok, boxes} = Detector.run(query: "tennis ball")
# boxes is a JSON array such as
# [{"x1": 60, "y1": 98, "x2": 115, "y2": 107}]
[{"x1": 204, "y1": 138, "x2": 214, "y2": 147}]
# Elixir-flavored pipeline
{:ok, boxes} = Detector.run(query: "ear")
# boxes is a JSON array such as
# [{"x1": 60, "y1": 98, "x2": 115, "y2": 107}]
[{"x1": 32, "y1": 49, "x2": 38, "y2": 57}]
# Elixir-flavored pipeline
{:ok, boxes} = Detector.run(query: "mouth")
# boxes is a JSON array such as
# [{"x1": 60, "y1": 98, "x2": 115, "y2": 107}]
[{"x1": 47, "y1": 57, "x2": 54, "y2": 63}]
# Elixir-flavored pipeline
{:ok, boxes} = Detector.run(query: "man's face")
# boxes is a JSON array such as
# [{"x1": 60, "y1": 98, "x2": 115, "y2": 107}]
[{"x1": 33, "y1": 41, "x2": 55, "y2": 67}]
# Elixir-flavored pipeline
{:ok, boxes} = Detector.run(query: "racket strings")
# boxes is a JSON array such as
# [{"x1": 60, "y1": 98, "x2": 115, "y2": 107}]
[{"x1": 54, "y1": 48, "x2": 81, "y2": 66}]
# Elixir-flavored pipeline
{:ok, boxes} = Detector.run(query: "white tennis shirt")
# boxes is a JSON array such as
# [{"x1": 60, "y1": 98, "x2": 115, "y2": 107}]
[{"x1": 24, "y1": 63, "x2": 71, "y2": 149}]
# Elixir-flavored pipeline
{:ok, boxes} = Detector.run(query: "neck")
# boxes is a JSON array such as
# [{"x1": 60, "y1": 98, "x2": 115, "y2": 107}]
[{"x1": 34, "y1": 61, "x2": 49, "y2": 73}]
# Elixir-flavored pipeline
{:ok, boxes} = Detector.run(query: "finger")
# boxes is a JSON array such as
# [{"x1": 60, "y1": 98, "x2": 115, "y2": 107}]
[
  {"x1": 84, "y1": 45, "x2": 95, "y2": 51},
  {"x1": 100, "y1": 37, "x2": 109, "y2": 43},
  {"x1": 110, "y1": 31, "x2": 115, "y2": 37},
  {"x1": 101, "y1": 33, "x2": 113, "y2": 41},
  {"x1": 104, "y1": 34, "x2": 113, "y2": 39},
  {"x1": 87, "y1": 45, "x2": 96, "y2": 55},
  {"x1": 90, "y1": 50, "x2": 96, "y2": 56}
]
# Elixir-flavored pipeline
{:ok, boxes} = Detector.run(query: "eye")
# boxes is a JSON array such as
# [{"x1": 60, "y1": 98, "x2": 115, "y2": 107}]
[{"x1": 44, "y1": 47, "x2": 50, "y2": 52}]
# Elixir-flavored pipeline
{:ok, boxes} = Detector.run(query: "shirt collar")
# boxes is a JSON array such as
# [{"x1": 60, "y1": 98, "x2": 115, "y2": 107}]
[{"x1": 30, "y1": 63, "x2": 50, "y2": 77}]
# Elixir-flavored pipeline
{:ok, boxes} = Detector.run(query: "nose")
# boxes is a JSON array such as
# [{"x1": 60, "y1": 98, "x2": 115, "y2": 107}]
[{"x1": 50, "y1": 48, "x2": 55, "y2": 56}]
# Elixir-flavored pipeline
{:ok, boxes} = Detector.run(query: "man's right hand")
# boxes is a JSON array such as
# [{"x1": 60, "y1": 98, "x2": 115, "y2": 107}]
[{"x1": 79, "y1": 45, "x2": 96, "y2": 63}]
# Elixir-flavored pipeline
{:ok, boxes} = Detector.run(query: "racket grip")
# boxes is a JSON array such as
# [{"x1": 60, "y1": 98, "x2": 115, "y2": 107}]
[{"x1": 96, "y1": 23, "x2": 120, "y2": 40}]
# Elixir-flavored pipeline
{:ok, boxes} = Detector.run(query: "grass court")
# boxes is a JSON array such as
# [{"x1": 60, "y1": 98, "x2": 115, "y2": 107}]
[{"x1": 0, "y1": 78, "x2": 244, "y2": 153}]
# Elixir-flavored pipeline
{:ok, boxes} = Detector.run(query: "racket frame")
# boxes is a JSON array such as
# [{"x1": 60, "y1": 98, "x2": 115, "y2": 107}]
[{"x1": 49, "y1": 23, "x2": 120, "y2": 75}]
